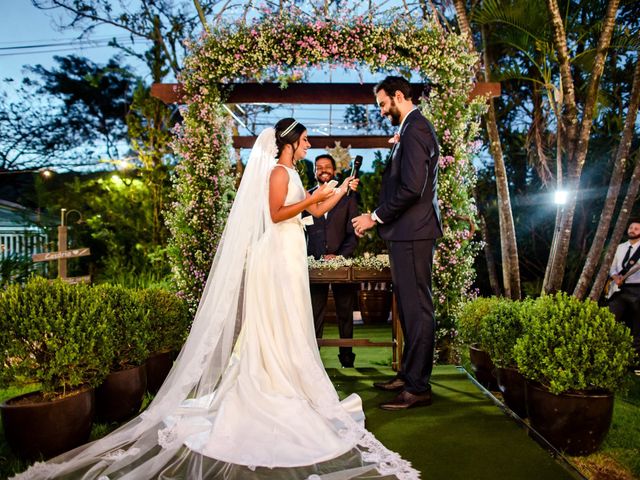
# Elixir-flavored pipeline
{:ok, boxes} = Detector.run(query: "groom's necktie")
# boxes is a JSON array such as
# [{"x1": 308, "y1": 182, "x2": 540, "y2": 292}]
[{"x1": 622, "y1": 245, "x2": 633, "y2": 269}]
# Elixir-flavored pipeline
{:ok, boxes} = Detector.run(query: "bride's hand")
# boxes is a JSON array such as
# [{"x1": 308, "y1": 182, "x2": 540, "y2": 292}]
[
  {"x1": 340, "y1": 176, "x2": 359, "y2": 193},
  {"x1": 311, "y1": 183, "x2": 336, "y2": 202}
]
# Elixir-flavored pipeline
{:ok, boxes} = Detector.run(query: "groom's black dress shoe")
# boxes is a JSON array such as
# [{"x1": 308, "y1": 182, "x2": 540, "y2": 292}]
[
  {"x1": 373, "y1": 377, "x2": 405, "y2": 391},
  {"x1": 379, "y1": 390, "x2": 432, "y2": 411}
]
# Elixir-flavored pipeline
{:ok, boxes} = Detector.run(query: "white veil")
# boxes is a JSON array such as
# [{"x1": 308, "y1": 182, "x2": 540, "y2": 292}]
[
  {"x1": 15, "y1": 127, "x2": 419, "y2": 480},
  {"x1": 15, "y1": 128, "x2": 279, "y2": 479}
]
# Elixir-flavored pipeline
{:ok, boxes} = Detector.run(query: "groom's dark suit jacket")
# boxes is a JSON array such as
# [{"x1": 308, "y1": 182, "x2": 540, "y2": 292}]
[
  {"x1": 377, "y1": 108, "x2": 442, "y2": 241},
  {"x1": 376, "y1": 107, "x2": 442, "y2": 394},
  {"x1": 304, "y1": 186, "x2": 358, "y2": 259}
]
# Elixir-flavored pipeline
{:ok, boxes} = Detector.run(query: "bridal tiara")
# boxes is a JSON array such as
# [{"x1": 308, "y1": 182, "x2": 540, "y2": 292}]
[{"x1": 279, "y1": 120, "x2": 299, "y2": 138}]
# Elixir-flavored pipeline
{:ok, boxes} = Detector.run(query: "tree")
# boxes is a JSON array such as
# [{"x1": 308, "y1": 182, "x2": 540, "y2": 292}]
[
  {"x1": 126, "y1": 16, "x2": 179, "y2": 247},
  {"x1": 31, "y1": 0, "x2": 223, "y2": 78},
  {"x1": 465, "y1": 0, "x2": 639, "y2": 295},
  {"x1": 574, "y1": 57, "x2": 640, "y2": 298},
  {"x1": 454, "y1": 0, "x2": 522, "y2": 299},
  {"x1": 0, "y1": 55, "x2": 135, "y2": 171},
  {"x1": 542, "y1": 0, "x2": 620, "y2": 293}
]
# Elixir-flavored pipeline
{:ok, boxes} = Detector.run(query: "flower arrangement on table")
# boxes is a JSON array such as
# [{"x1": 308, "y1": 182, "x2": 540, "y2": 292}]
[
  {"x1": 307, "y1": 255, "x2": 353, "y2": 270},
  {"x1": 307, "y1": 254, "x2": 391, "y2": 287},
  {"x1": 351, "y1": 253, "x2": 390, "y2": 271},
  {"x1": 307, "y1": 253, "x2": 390, "y2": 271}
]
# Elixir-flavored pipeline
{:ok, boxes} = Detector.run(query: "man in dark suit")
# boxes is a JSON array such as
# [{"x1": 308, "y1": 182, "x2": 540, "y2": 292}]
[
  {"x1": 305, "y1": 154, "x2": 359, "y2": 368},
  {"x1": 352, "y1": 76, "x2": 442, "y2": 410}
]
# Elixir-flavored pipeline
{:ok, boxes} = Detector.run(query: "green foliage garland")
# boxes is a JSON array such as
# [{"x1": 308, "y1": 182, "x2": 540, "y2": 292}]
[{"x1": 165, "y1": 103, "x2": 236, "y2": 309}]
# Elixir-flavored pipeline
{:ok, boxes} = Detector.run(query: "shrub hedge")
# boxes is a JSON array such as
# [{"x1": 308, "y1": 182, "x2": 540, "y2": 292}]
[
  {"x1": 514, "y1": 292, "x2": 634, "y2": 395},
  {"x1": 0, "y1": 277, "x2": 190, "y2": 398}
]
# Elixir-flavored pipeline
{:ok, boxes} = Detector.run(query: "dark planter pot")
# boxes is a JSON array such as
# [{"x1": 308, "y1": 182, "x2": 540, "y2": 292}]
[
  {"x1": 146, "y1": 351, "x2": 175, "y2": 394},
  {"x1": 526, "y1": 381, "x2": 614, "y2": 456},
  {"x1": 468, "y1": 344, "x2": 498, "y2": 391},
  {"x1": 495, "y1": 367, "x2": 528, "y2": 418},
  {"x1": 96, "y1": 364, "x2": 147, "y2": 423},
  {"x1": 358, "y1": 290, "x2": 391, "y2": 324},
  {"x1": 0, "y1": 386, "x2": 94, "y2": 459}
]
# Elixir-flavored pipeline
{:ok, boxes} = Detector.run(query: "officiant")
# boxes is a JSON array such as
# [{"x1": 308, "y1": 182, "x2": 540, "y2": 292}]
[{"x1": 304, "y1": 154, "x2": 359, "y2": 368}]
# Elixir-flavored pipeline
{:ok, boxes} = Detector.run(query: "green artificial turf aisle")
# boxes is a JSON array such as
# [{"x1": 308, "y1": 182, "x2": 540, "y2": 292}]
[{"x1": 321, "y1": 324, "x2": 579, "y2": 480}]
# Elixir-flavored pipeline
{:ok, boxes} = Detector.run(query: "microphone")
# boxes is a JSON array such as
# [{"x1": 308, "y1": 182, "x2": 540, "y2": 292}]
[{"x1": 346, "y1": 155, "x2": 363, "y2": 196}]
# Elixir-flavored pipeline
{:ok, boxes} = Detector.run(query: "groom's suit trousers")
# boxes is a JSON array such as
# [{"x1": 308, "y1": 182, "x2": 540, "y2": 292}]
[{"x1": 388, "y1": 239, "x2": 436, "y2": 394}]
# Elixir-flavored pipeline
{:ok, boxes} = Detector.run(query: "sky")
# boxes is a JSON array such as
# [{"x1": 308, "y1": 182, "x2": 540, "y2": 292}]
[
  {"x1": 0, "y1": 1, "x2": 414, "y2": 173},
  {"x1": 0, "y1": 1, "x2": 156, "y2": 83}
]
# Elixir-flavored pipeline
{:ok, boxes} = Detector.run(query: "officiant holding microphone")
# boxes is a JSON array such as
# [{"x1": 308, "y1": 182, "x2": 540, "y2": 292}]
[{"x1": 304, "y1": 153, "x2": 360, "y2": 368}]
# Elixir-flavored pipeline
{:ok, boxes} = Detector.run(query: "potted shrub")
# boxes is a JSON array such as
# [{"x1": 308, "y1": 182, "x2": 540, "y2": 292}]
[
  {"x1": 0, "y1": 277, "x2": 113, "y2": 459},
  {"x1": 138, "y1": 288, "x2": 190, "y2": 394},
  {"x1": 93, "y1": 284, "x2": 151, "y2": 422},
  {"x1": 514, "y1": 292, "x2": 634, "y2": 456},
  {"x1": 456, "y1": 296, "x2": 501, "y2": 390},
  {"x1": 480, "y1": 299, "x2": 531, "y2": 418}
]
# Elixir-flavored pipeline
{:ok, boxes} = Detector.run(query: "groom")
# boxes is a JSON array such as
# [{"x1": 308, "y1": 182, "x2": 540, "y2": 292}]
[{"x1": 352, "y1": 76, "x2": 442, "y2": 410}]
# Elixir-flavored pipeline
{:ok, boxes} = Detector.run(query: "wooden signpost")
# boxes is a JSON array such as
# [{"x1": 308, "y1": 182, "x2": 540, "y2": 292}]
[
  {"x1": 31, "y1": 248, "x2": 90, "y2": 262},
  {"x1": 31, "y1": 208, "x2": 91, "y2": 284}
]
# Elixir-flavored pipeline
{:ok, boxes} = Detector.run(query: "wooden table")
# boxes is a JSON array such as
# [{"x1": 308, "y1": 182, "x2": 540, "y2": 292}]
[{"x1": 309, "y1": 266, "x2": 403, "y2": 371}]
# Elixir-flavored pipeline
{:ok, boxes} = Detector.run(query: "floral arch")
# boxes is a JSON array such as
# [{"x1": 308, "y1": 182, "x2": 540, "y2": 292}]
[{"x1": 165, "y1": 11, "x2": 487, "y2": 338}]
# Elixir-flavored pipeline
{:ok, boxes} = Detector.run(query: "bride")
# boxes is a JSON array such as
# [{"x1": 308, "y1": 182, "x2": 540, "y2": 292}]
[{"x1": 15, "y1": 118, "x2": 420, "y2": 480}]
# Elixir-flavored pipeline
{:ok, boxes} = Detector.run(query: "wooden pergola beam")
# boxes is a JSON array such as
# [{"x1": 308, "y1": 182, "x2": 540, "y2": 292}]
[
  {"x1": 153, "y1": 82, "x2": 501, "y2": 149},
  {"x1": 233, "y1": 135, "x2": 393, "y2": 149},
  {"x1": 151, "y1": 82, "x2": 500, "y2": 105}
]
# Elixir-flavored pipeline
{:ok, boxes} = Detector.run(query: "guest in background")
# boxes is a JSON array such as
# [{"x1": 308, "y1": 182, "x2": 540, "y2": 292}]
[{"x1": 607, "y1": 218, "x2": 640, "y2": 369}]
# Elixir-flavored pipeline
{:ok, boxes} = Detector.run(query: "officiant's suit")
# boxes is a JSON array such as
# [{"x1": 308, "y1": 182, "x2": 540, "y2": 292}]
[
  {"x1": 305, "y1": 186, "x2": 359, "y2": 367},
  {"x1": 376, "y1": 108, "x2": 442, "y2": 395}
]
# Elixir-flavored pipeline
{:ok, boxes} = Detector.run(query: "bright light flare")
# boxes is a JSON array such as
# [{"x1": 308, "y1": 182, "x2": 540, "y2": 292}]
[{"x1": 554, "y1": 190, "x2": 569, "y2": 205}]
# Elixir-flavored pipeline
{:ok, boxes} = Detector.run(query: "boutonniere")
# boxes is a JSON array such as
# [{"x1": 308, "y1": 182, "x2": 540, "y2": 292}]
[{"x1": 388, "y1": 133, "x2": 400, "y2": 144}]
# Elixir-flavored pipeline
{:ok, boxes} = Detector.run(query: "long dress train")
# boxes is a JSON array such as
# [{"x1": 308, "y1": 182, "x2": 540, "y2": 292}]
[{"x1": 14, "y1": 130, "x2": 420, "y2": 480}]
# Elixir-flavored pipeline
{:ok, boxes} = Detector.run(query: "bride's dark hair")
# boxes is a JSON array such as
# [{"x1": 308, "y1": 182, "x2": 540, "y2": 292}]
[{"x1": 274, "y1": 118, "x2": 306, "y2": 158}]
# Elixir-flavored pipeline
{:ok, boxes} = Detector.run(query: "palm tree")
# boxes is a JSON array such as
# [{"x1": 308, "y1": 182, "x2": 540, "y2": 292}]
[
  {"x1": 470, "y1": 0, "x2": 625, "y2": 294},
  {"x1": 574, "y1": 57, "x2": 640, "y2": 298},
  {"x1": 541, "y1": 0, "x2": 620, "y2": 292},
  {"x1": 454, "y1": 0, "x2": 521, "y2": 299}
]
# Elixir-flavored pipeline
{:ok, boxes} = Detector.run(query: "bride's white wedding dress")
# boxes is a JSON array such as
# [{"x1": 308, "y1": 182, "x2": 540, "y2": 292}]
[
  {"x1": 14, "y1": 130, "x2": 419, "y2": 480},
  {"x1": 186, "y1": 165, "x2": 365, "y2": 468}
]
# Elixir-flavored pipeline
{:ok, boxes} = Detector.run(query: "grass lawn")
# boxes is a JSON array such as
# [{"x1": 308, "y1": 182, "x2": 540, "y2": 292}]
[{"x1": 0, "y1": 323, "x2": 638, "y2": 479}]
